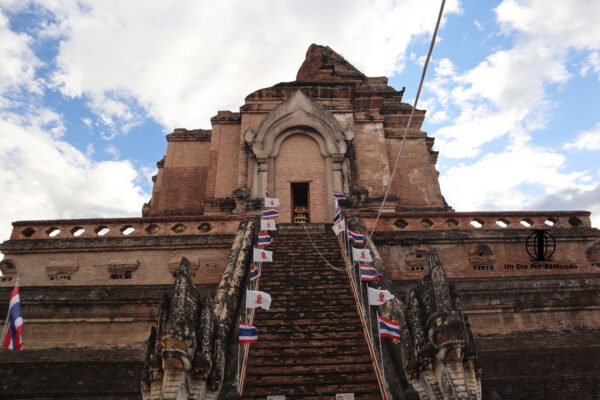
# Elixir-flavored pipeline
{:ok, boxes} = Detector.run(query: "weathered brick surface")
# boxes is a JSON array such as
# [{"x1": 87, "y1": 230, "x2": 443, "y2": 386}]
[
  {"x1": 242, "y1": 232, "x2": 382, "y2": 399},
  {"x1": 393, "y1": 276, "x2": 600, "y2": 399},
  {"x1": 0, "y1": 348, "x2": 144, "y2": 399},
  {"x1": 275, "y1": 134, "x2": 328, "y2": 223}
]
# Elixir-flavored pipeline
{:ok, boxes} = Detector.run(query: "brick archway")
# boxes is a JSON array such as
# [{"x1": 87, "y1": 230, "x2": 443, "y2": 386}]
[{"x1": 244, "y1": 90, "x2": 354, "y2": 219}]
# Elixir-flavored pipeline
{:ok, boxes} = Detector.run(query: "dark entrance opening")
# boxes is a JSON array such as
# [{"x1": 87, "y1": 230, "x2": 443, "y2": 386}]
[{"x1": 291, "y1": 182, "x2": 309, "y2": 223}]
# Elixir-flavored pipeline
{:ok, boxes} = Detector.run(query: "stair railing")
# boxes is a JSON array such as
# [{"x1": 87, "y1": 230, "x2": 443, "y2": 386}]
[
  {"x1": 238, "y1": 218, "x2": 261, "y2": 396},
  {"x1": 336, "y1": 218, "x2": 391, "y2": 400}
]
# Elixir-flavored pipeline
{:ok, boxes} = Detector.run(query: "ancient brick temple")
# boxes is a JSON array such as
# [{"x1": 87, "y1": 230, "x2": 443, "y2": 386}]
[{"x1": 1, "y1": 45, "x2": 599, "y2": 399}]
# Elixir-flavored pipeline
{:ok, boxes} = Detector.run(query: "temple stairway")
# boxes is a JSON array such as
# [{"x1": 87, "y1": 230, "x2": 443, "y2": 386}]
[{"x1": 241, "y1": 230, "x2": 382, "y2": 399}]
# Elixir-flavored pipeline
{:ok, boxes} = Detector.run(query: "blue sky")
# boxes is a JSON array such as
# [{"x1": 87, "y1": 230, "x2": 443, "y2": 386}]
[{"x1": 0, "y1": 0, "x2": 599, "y2": 243}]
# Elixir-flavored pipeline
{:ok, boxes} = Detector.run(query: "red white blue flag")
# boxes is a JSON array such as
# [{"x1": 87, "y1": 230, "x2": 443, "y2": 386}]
[
  {"x1": 265, "y1": 187, "x2": 272, "y2": 197},
  {"x1": 3, "y1": 286, "x2": 23, "y2": 351},
  {"x1": 262, "y1": 208, "x2": 279, "y2": 218},
  {"x1": 360, "y1": 264, "x2": 382, "y2": 281},
  {"x1": 333, "y1": 207, "x2": 342, "y2": 224},
  {"x1": 258, "y1": 233, "x2": 274, "y2": 247},
  {"x1": 239, "y1": 321, "x2": 258, "y2": 343},
  {"x1": 378, "y1": 315, "x2": 401, "y2": 339},
  {"x1": 348, "y1": 229, "x2": 364, "y2": 244},
  {"x1": 333, "y1": 190, "x2": 347, "y2": 200},
  {"x1": 250, "y1": 264, "x2": 261, "y2": 281}
]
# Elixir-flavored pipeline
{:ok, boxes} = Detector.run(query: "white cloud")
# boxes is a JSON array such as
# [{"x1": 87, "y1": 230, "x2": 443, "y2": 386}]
[
  {"x1": 496, "y1": 0, "x2": 600, "y2": 51},
  {"x1": 473, "y1": 19, "x2": 484, "y2": 31},
  {"x1": 85, "y1": 142, "x2": 94, "y2": 156},
  {"x1": 580, "y1": 52, "x2": 600, "y2": 79},
  {"x1": 439, "y1": 143, "x2": 589, "y2": 212},
  {"x1": 564, "y1": 123, "x2": 600, "y2": 150},
  {"x1": 23, "y1": 0, "x2": 461, "y2": 130},
  {"x1": 529, "y1": 184, "x2": 600, "y2": 228},
  {"x1": 0, "y1": 10, "x2": 42, "y2": 100},
  {"x1": 106, "y1": 144, "x2": 119, "y2": 158},
  {"x1": 0, "y1": 108, "x2": 148, "y2": 242},
  {"x1": 0, "y1": 5, "x2": 148, "y2": 244}
]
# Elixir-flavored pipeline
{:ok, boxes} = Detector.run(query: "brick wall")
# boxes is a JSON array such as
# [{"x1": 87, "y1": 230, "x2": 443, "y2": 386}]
[{"x1": 275, "y1": 134, "x2": 328, "y2": 223}]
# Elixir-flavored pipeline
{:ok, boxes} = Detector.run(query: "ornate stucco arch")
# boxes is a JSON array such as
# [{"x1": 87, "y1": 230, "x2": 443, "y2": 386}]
[{"x1": 244, "y1": 90, "x2": 354, "y2": 219}]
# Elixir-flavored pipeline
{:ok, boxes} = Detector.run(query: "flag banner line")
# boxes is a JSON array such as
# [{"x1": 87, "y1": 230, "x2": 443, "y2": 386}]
[
  {"x1": 368, "y1": 287, "x2": 395, "y2": 306},
  {"x1": 3, "y1": 286, "x2": 23, "y2": 351},
  {"x1": 378, "y1": 315, "x2": 401, "y2": 339},
  {"x1": 246, "y1": 290, "x2": 272, "y2": 310},
  {"x1": 360, "y1": 264, "x2": 382, "y2": 281},
  {"x1": 239, "y1": 321, "x2": 258, "y2": 343}
]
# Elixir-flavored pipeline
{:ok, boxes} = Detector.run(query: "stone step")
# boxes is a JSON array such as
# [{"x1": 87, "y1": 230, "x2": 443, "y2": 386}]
[{"x1": 242, "y1": 232, "x2": 381, "y2": 398}]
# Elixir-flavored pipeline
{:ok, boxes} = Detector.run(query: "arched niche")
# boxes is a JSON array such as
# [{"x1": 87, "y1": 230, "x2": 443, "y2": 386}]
[{"x1": 244, "y1": 90, "x2": 353, "y2": 220}]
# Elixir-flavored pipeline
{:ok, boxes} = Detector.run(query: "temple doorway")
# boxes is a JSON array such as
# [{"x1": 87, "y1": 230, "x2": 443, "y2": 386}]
[
  {"x1": 274, "y1": 133, "x2": 327, "y2": 223},
  {"x1": 291, "y1": 182, "x2": 309, "y2": 223}
]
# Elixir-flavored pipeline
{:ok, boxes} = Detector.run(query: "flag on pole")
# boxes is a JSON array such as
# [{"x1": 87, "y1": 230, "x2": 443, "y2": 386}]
[
  {"x1": 332, "y1": 218, "x2": 346, "y2": 235},
  {"x1": 239, "y1": 321, "x2": 258, "y2": 343},
  {"x1": 246, "y1": 290, "x2": 272, "y2": 310},
  {"x1": 3, "y1": 286, "x2": 23, "y2": 351},
  {"x1": 262, "y1": 208, "x2": 279, "y2": 218},
  {"x1": 333, "y1": 190, "x2": 347, "y2": 201},
  {"x1": 347, "y1": 229, "x2": 364, "y2": 245},
  {"x1": 258, "y1": 232, "x2": 274, "y2": 247},
  {"x1": 360, "y1": 264, "x2": 382, "y2": 281},
  {"x1": 378, "y1": 315, "x2": 401, "y2": 339},
  {"x1": 249, "y1": 264, "x2": 261, "y2": 281},
  {"x1": 264, "y1": 197, "x2": 280, "y2": 207},
  {"x1": 253, "y1": 248, "x2": 273, "y2": 262},
  {"x1": 265, "y1": 187, "x2": 272, "y2": 197},
  {"x1": 261, "y1": 219, "x2": 277, "y2": 231},
  {"x1": 352, "y1": 247, "x2": 373, "y2": 262},
  {"x1": 333, "y1": 207, "x2": 342, "y2": 224},
  {"x1": 368, "y1": 287, "x2": 394, "y2": 305}
]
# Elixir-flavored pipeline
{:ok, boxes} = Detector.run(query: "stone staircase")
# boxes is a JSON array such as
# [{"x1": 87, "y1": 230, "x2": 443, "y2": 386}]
[{"x1": 241, "y1": 230, "x2": 382, "y2": 399}]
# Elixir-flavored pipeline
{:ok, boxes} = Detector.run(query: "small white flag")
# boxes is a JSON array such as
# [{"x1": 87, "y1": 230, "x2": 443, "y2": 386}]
[
  {"x1": 332, "y1": 218, "x2": 346, "y2": 235},
  {"x1": 253, "y1": 248, "x2": 273, "y2": 262},
  {"x1": 261, "y1": 219, "x2": 277, "y2": 231},
  {"x1": 264, "y1": 197, "x2": 280, "y2": 207},
  {"x1": 368, "y1": 287, "x2": 395, "y2": 305},
  {"x1": 246, "y1": 290, "x2": 272, "y2": 310},
  {"x1": 352, "y1": 247, "x2": 373, "y2": 262}
]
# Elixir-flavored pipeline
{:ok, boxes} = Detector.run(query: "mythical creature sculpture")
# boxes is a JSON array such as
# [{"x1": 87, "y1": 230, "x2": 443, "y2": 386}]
[
  {"x1": 141, "y1": 258, "x2": 215, "y2": 400},
  {"x1": 141, "y1": 218, "x2": 256, "y2": 400},
  {"x1": 398, "y1": 250, "x2": 481, "y2": 400}
]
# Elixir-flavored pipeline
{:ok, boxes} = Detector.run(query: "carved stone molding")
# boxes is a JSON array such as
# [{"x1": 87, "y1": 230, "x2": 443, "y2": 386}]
[
  {"x1": 0, "y1": 259, "x2": 16, "y2": 282},
  {"x1": 106, "y1": 261, "x2": 140, "y2": 280},
  {"x1": 46, "y1": 265, "x2": 79, "y2": 281}
]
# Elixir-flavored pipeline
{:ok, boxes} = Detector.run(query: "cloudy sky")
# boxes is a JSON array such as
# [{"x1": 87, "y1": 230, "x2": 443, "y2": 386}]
[{"x1": 0, "y1": 0, "x2": 599, "y2": 244}]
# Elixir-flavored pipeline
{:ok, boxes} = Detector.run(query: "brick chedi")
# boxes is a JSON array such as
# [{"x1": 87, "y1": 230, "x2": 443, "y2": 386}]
[{"x1": 1, "y1": 44, "x2": 599, "y2": 399}]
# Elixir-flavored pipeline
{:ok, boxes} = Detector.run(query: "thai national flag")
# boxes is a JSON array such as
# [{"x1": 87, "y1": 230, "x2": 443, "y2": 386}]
[
  {"x1": 348, "y1": 229, "x2": 364, "y2": 244},
  {"x1": 258, "y1": 233, "x2": 274, "y2": 247},
  {"x1": 250, "y1": 264, "x2": 261, "y2": 281},
  {"x1": 333, "y1": 207, "x2": 342, "y2": 224},
  {"x1": 3, "y1": 286, "x2": 23, "y2": 350},
  {"x1": 333, "y1": 190, "x2": 347, "y2": 201},
  {"x1": 378, "y1": 315, "x2": 401, "y2": 339},
  {"x1": 265, "y1": 188, "x2": 272, "y2": 198},
  {"x1": 239, "y1": 321, "x2": 258, "y2": 343},
  {"x1": 360, "y1": 264, "x2": 382, "y2": 281},
  {"x1": 262, "y1": 208, "x2": 279, "y2": 218}
]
